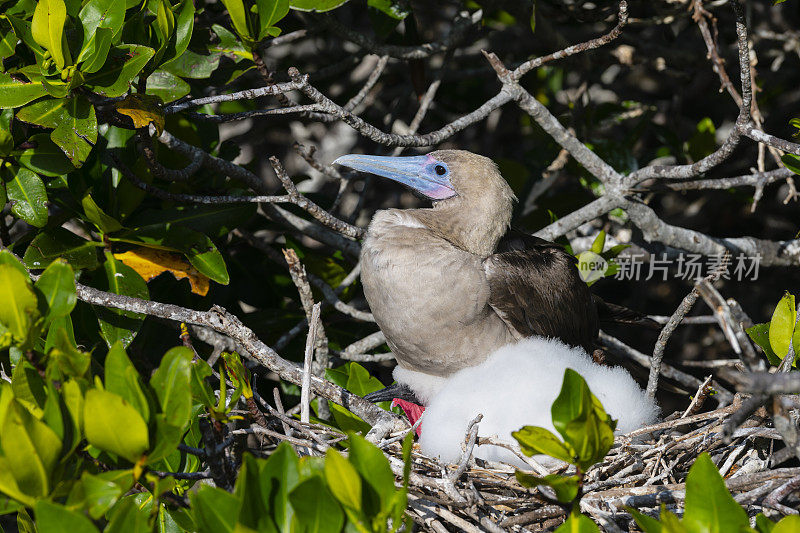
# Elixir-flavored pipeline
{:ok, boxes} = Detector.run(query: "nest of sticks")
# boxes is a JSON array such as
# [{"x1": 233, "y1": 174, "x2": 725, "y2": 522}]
[{"x1": 242, "y1": 356, "x2": 799, "y2": 532}]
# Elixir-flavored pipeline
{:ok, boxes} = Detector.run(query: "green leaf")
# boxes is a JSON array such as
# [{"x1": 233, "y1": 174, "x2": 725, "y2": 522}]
[
  {"x1": 367, "y1": 0, "x2": 408, "y2": 25},
  {"x1": 150, "y1": 347, "x2": 193, "y2": 428},
  {"x1": 324, "y1": 449, "x2": 362, "y2": 510},
  {"x1": 233, "y1": 454, "x2": 276, "y2": 532},
  {"x1": 0, "y1": 398, "x2": 62, "y2": 498},
  {"x1": 289, "y1": 0, "x2": 349, "y2": 12},
  {"x1": 774, "y1": 516, "x2": 800, "y2": 533},
  {"x1": 12, "y1": 360, "x2": 47, "y2": 417},
  {"x1": 189, "y1": 358, "x2": 215, "y2": 407},
  {"x1": 83, "y1": 388, "x2": 149, "y2": 464},
  {"x1": 104, "y1": 495, "x2": 151, "y2": 533},
  {"x1": 61, "y1": 379, "x2": 84, "y2": 440},
  {"x1": 84, "y1": 44, "x2": 155, "y2": 97},
  {"x1": 551, "y1": 368, "x2": 590, "y2": 436},
  {"x1": 256, "y1": 0, "x2": 289, "y2": 39},
  {"x1": 512, "y1": 426, "x2": 574, "y2": 463},
  {"x1": 17, "y1": 507, "x2": 36, "y2": 533},
  {"x1": 0, "y1": 264, "x2": 39, "y2": 345},
  {"x1": 755, "y1": 513, "x2": 775, "y2": 533},
  {"x1": 345, "y1": 362, "x2": 385, "y2": 396},
  {"x1": 260, "y1": 442, "x2": 299, "y2": 531},
  {"x1": 155, "y1": 0, "x2": 175, "y2": 46},
  {"x1": 15, "y1": 133, "x2": 76, "y2": 176},
  {"x1": 147, "y1": 414, "x2": 184, "y2": 464},
  {"x1": 6, "y1": 14, "x2": 46, "y2": 62},
  {"x1": 146, "y1": 70, "x2": 191, "y2": 103},
  {"x1": 515, "y1": 473, "x2": 580, "y2": 503},
  {"x1": 0, "y1": 19, "x2": 18, "y2": 60},
  {"x1": 5, "y1": 167, "x2": 48, "y2": 227},
  {"x1": 0, "y1": 249, "x2": 28, "y2": 276},
  {"x1": 590, "y1": 230, "x2": 606, "y2": 254},
  {"x1": 0, "y1": 456, "x2": 36, "y2": 507},
  {"x1": 289, "y1": 476, "x2": 344, "y2": 533},
  {"x1": 31, "y1": 0, "x2": 70, "y2": 70},
  {"x1": 17, "y1": 97, "x2": 66, "y2": 128},
  {"x1": 0, "y1": 73, "x2": 48, "y2": 109},
  {"x1": 161, "y1": 49, "x2": 221, "y2": 79},
  {"x1": 220, "y1": 0, "x2": 251, "y2": 40},
  {"x1": 96, "y1": 252, "x2": 149, "y2": 348},
  {"x1": 747, "y1": 322, "x2": 782, "y2": 366},
  {"x1": 628, "y1": 507, "x2": 663, "y2": 533},
  {"x1": 69, "y1": 471, "x2": 131, "y2": 520},
  {"x1": 208, "y1": 24, "x2": 252, "y2": 61},
  {"x1": 172, "y1": 0, "x2": 195, "y2": 60},
  {"x1": 78, "y1": 0, "x2": 124, "y2": 46},
  {"x1": 46, "y1": 326, "x2": 90, "y2": 379},
  {"x1": 683, "y1": 453, "x2": 749, "y2": 533},
  {"x1": 81, "y1": 194, "x2": 122, "y2": 234},
  {"x1": 105, "y1": 342, "x2": 150, "y2": 423},
  {"x1": 190, "y1": 485, "x2": 241, "y2": 533},
  {"x1": 76, "y1": 27, "x2": 113, "y2": 74},
  {"x1": 17, "y1": 97, "x2": 98, "y2": 166},
  {"x1": 329, "y1": 402, "x2": 371, "y2": 434},
  {"x1": 34, "y1": 259, "x2": 76, "y2": 322},
  {"x1": 781, "y1": 154, "x2": 800, "y2": 176},
  {"x1": 768, "y1": 292, "x2": 796, "y2": 363},
  {"x1": 554, "y1": 512, "x2": 600, "y2": 533},
  {"x1": 34, "y1": 501, "x2": 100, "y2": 533},
  {"x1": 687, "y1": 117, "x2": 717, "y2": 162},
  {"x1": 348, "y1": 433, "x2": 395, "y2": 513},
  {"x1": 550, "y1": 369, "x2": 615, "y2": 469},
  {"x1": 125, "y1": 203, "x2": 256, "y2": 237},
  {"x1": 0, "y1": 109, "x2": 13, "y2": 157},
  {"x1": 51, "y1": 98, "x2": 97, "y2": 165},
  {"x1": 23, "y1": 228, "x2": 100, "y2": 270}
]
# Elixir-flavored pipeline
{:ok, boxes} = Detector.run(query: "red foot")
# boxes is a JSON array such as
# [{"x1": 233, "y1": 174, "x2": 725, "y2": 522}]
[{"x1": 391, "y1": 399, "x2": 425, "y2": 436}]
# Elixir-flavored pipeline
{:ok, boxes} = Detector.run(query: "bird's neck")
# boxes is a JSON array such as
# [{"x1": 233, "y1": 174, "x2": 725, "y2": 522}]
[{"x1": 409, "y1": 204, "x2": 510, "y2": 257}]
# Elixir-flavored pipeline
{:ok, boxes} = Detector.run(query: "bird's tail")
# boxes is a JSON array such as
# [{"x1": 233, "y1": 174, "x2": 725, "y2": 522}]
[{"x1": 594, "y1": 296, "x2": 660, "y2": 329}]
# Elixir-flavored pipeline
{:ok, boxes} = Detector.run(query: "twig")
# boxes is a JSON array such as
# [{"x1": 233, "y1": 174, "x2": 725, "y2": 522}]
[
  {"x1": 270, "y1": 156, "x2": 364, "y2": 239},
  {"x1": 647, "y1": 286, "x2": 702, "y2": 398},
  {"x1": 681, "y1": 375, "x2": 714, "y2": 418},
  {"x1": 600, "y1": 331, "x2": 734, "y2": 404},
  {"x1": 301, "y1": 303, "x2": 321, "y2": 425},
  {"x1": 165, "y1": 80, "x2": 304, "y2": 113},
  {"x1": 763, "y1": 476, "x2": 800, "y2": 515},
  {"x1": 282, "y1": 248, "x2": 330, "y2": 376},
  {"x1": 512, "y1": 1, "x2": 629, "y2": 80}
]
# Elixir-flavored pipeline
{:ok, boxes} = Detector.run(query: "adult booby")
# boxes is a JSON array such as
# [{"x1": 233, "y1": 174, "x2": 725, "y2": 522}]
[{"x1": 334, "y1": 150, "x2": 651, "y2": 405}]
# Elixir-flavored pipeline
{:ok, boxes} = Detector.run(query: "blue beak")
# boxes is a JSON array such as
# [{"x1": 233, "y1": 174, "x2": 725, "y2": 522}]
[{"x1": 333, "y1": 154, "x2": 457, "y2": 201}]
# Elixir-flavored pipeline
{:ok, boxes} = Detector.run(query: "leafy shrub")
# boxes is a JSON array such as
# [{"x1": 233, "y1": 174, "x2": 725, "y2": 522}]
[{"x1": 513, "y1": 368, "x2": 617, "y2": 532}]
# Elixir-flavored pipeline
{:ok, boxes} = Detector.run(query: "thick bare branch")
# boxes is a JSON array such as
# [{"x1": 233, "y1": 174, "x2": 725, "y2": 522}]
[{"x1": 72, "y1": 282, "x2": 403, "y2": 431}]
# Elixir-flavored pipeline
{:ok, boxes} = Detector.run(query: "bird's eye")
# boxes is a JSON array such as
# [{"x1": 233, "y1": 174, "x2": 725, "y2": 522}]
[{"x1": 434, "y1": 164, "x2": 447, "y2": 176}]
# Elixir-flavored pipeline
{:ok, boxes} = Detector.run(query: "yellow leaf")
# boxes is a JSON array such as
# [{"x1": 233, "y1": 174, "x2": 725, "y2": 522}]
[
  {"x1": 115, "y1": 94, "x2": 165, "y2": 135},
  {"x1": 114, "y1": 248, "x2": 210, "y2": 296},
  {"x1": 32, "y1": 0, "x2": 69, "y2": 70}
]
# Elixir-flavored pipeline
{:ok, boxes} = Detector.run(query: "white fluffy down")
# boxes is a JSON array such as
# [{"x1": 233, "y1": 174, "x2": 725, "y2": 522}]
[
  {"x1": 416, "y1": 337, "x2": 659, "y2": 467},
  {"x1": 392, "y1": 366, "x2": 447, "y2": 405}
]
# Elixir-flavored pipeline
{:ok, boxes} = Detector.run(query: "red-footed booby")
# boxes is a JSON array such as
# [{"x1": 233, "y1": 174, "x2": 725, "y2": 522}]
[{"x1": 334, "y1": 150, "x2": 653, "y2": 406}]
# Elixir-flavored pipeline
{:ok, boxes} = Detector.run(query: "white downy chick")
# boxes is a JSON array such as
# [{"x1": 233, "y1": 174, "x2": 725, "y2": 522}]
[{"x1": 417, "y1": 337, "x2": 659, "y2": 467}]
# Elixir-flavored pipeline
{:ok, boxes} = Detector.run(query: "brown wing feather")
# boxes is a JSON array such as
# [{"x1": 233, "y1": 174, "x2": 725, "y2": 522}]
[{"x1": 485, "y1": 235, "x2": 599, "y2": 352}]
